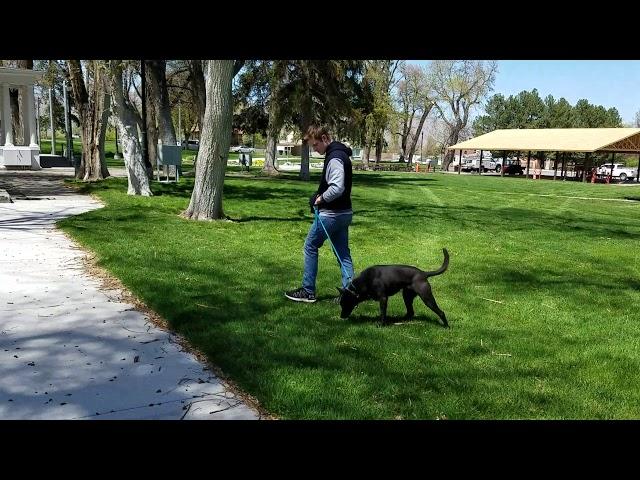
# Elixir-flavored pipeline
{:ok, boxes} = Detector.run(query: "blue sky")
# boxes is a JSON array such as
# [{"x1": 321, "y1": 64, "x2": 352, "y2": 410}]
[{"x1": 409, "y1": 60, "x2": 640, "y2": 125}]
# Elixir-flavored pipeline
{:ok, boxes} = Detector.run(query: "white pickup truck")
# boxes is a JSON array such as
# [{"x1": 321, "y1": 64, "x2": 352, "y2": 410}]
[
  {"x1": 462, "y1": 156, "x2": 500, "y2": 173},
  {"x1": 597, "y1": 163, "x2": 637, "y2": 182}
]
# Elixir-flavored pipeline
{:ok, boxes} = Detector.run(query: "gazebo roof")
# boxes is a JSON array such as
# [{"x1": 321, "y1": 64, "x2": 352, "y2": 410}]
[
  {"x1": 0, "y1": 67, "x2": 45, "y2": 86},
  {"x1": 448, "y1": 128, "x2": 640, "y2": 154}
]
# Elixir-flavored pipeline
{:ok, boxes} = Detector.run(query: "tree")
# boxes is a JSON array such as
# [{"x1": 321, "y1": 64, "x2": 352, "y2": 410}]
[
  {"x1": 394, "y1": 63, "x2": 435, "y2": 164},
  {"x1": 571, "y1": 99, "x2": 622, "y2": 127},
  {"x1": 233, "y1": 60, "x2": 278, "y2": 175},
  {"x1": 473, "y1": 93, "x2": 507, "y2": 134},
  {"x1": 67, "y1": 60, "x2": 110, "y2": 181},
  {"x1": 359, "y1": 61, "x2": 401, "y2": 167},
  {"x1": 544, "y1": 96, "x2": 573, "y2": 128},
  {"x1": 275, "y1": 60, "x2": 365, "y2": 180},
  {"x1": 432, "y1": 60, "x2": 498, "y2": 171},
  {"x1": 107, "y1": 60, "x2": 153, "y2": 196},
  {"x1": 182, "y1": 60, "x2": 238, "y2": 220},
  {"x1": 147, "y1": 60, "x2": 177, "y2": 145},
  {"x1": 166, "y1": 60, "x2": 198, "y2": 145},
  {"x1": 187, "y1": 60, "x2": 206, "y2": 134}
]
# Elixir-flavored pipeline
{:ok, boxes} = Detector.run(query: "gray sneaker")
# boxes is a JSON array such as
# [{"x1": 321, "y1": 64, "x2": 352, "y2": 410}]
[{"x1": 285, "y1": 287, "x2": 316, "y2": 303}]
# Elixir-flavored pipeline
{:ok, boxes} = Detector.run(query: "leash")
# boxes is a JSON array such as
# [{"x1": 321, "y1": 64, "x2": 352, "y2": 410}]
[{"x1": 314, "y1": 206, "x2": 353, "y2": 285}]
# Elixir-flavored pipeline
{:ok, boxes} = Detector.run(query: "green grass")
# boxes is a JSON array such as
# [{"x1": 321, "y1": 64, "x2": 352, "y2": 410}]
[
  {"x1": 57, "y1": 170, "x2": 640, "y2": 419},
  {"x1": 38, "y1": 137, "x2": 199, "y2": 168}
]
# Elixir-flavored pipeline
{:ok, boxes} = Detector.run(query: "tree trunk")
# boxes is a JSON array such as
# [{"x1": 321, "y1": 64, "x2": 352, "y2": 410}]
[
  {"x1": 299, "y1": 106, "x2": 311, "y2": 181},
  {"x1": 10, "y1": 89, "x2": 22, "y2": 145},
  {"x1": 145, "y1": 89, "x2": 159, "y2": 174},
  {"x1": 262, "y1": 103, "x2": 280, "y2": 176},
  {"x1": 147, "y1": 60, "x2": 177, "y2": 145},
  {"x1": 108, "y1": 61, "x2": 153, "y2": 196},
  {"x1": 362, "y1": 144, "x2": 370, "y2": 169},
  {"x1": 183, "y1": 60, "x2": 235, "y2": 220},
  {"x1": 300, "y1": 141, "x2": 310, "y2": 181},
  {"x1": 99, "y1": 90, "x2": 111, "y2": 179},
  {"x1": 405, "y1": 104, "x2": 433, "y2": 166},
  {"x1": 188, "y1": 60, "x2": 206, "y2": 134},
  {"x1": 67, "y1": 60, "x2": 110, "y2": 181},
  {"x1": 375, "y1": 134, "x2": 383, "y2": 164},
  {"x1": 442, "y1": 128, "x2": 461, "y2": 172}
]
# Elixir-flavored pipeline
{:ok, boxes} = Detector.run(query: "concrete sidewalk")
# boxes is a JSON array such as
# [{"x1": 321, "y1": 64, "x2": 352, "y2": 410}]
[{"x1": 0, "y1": 170, "x2": 260, "y2": 419}]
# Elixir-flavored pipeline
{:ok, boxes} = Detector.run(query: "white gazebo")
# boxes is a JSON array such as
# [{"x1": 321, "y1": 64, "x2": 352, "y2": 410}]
[{"x1": 0, "y1": 67, "x2": 45, "y2": 170}]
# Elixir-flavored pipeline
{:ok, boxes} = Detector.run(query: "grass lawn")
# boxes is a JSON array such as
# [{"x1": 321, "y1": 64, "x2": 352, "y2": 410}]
[{"x1": 58, "y1": 169, "x2": 640, "y2": 419}]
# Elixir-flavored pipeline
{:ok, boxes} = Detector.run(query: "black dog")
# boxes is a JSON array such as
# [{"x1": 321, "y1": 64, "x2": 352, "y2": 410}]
[{"x1": 338, "y1": 248, "x2": 449, "y2": 327}]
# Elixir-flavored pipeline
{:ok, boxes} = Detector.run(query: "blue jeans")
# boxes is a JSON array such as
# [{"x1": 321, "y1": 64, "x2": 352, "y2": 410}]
[{"x1": 302, "y1": 213, "x2": 354, "y2": 294}]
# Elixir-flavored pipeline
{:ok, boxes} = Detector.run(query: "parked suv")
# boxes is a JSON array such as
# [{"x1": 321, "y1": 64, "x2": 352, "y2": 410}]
[{"x1": 502, "y1": 163, "x2": 524, "y2": 175}]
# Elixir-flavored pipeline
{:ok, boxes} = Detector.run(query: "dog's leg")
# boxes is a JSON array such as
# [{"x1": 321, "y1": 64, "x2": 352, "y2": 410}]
[
  {"x1": 402, "y1": 288, "x2": 417, "y2": 319},
  {"x1": 416, "y1": 283, "x2": 449, "y2": 328},
  {"x1": 378, "y1": 296, "x2": 389, "y2": 326}
]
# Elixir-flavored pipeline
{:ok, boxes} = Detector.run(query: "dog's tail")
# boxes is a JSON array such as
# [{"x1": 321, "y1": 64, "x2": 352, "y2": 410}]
[{"x1": 423, "y1": 248, "x2": 449, "y2": 278}]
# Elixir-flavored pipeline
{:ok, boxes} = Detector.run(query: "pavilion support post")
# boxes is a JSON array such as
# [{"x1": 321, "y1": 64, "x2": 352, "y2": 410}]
[
  {"x1": 582, "y1": 152, "x2": 590, "y2": 183},
  {"x1": 609, "y1": 153, "x2": 615, "y2": 182},
  {"x1": 553, "y1": 152, "x2": 558, "y2": 180},
  {"x1": 526, "y1": 151, "x2": 531, "y2": 178},
  {"x1": 478, "y1": 150, "x2": 483, "y2": 175},
  {"x1": 457, "y1": 149, "x2": 462, "y2": 175},
  {"x1": 636, "y1": 153, "x2": 640, "y2": 183},
  {"x1": 501, "y1": 151, "x2": 506, "y2": 177}
]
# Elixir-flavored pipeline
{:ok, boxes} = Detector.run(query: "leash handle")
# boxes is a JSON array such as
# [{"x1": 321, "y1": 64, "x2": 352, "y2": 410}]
[{"x1": 314, "y1": 207, "x2": 352, "y2": 284}]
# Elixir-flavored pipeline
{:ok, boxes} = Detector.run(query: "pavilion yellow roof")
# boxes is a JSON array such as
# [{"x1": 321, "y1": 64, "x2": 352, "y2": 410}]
[{"x1": 448, "y1": 128, "x2": 640, "y2": 153}]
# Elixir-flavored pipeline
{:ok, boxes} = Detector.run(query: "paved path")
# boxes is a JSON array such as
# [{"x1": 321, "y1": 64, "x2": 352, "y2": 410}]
[{"x1": 0, "y1": 169, "x2": 260, "y2": 419}]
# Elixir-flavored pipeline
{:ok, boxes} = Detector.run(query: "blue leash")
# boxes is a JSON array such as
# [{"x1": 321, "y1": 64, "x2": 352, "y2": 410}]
[{"x1": 314, "y1": 206, "x2": 352, "y2": 284}]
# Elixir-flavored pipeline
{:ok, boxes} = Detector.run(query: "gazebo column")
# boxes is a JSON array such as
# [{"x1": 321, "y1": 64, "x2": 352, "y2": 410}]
[
  {"x1": 526, "y1": 151, "x2": 531, "y2": 178},
  {"x1": 0, "y1": 83, "x2": 4, "y2": 145},
  {"x1": 0, "y1": 85, "x2": 4, "y2": 145},
  {"x1": 553, "y1": 152, "x2": 558, "y2": 180},
  {"x1": 2, "y1": 84, "x2": 13, "y2": 146},
  {"x1": 24, "y1": 84, "x2": 37, "y2": 147},
  {"x1": 21, "y1": 86, "x2": 30, "y2": 146}
]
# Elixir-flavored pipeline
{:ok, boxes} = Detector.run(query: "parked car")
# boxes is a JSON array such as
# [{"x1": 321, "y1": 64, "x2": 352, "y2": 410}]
[
  {"x1": 239, "y1": 146, "x2": 255, "y2": 153},
  {"x1": 596, "y1": 163, "x2": 637, "y2": 182},
  {"x1": 180, "y1": 140, "x2": 199, "y2": 151},
  {"x1": 230, "y1": 146, "x2": 242, "y2": 152},
  {"x1": 502, "y1": 163, "x2": 524, "y2": 175}
]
